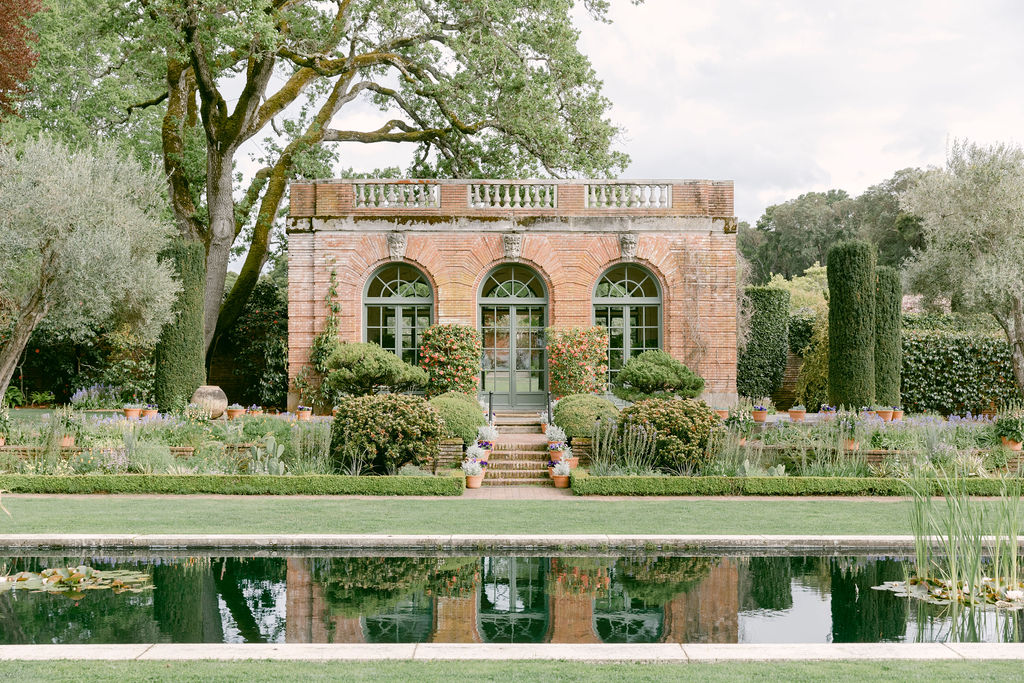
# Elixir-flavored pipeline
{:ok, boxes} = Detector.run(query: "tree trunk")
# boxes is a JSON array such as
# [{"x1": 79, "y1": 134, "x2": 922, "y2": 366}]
[
  {"x1": 1008, "y1": 297, "x2": 1024, "y2": 397},
  {"x1": 0, "y1": 291, "x2": 48, "y2": 397},
  {"x1": 202, "y1": 147, "x2": 237, "y2": 353}
]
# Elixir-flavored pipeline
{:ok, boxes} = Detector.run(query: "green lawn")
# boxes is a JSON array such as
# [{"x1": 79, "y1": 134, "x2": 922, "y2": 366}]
[
  {"x1": 0, "y1": 494, "x2": 997, "y2": 535},
  {"x1": 0, "y1": 660, "x2": 1018, "y2": 682}
]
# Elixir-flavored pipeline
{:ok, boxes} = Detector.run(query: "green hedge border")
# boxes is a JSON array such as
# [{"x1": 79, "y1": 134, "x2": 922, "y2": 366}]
[
  {"x1": 570, "y1": 471, "x2": 1012, "y2": 496},
  {"x1": 0, "y1": 473, "x2": 464, "y2": 496}
]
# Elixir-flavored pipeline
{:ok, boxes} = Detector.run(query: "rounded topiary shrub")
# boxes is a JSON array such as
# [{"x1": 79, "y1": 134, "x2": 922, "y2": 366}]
[
  {"x1": 419, "y1": 324, "x2": 481, "y2": 397},
  {"x1": 552, "y1": 393, "x2": 619, "y2": 440},
  {"x1": 612, "y1": 350, "x2": 704, "y2": 402},
  {"x1": 619, "y1": 398, "x2": 717, "y2": 473},
  {"x1": 429, "y1": 391, "x2": 486, "y2": 446},
  {"x1": 330, "y1": 394, "x2": 444, "y2": 474}
]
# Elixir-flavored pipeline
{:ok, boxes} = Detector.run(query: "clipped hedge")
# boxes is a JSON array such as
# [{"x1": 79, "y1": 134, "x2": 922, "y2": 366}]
[
  {"x1": 570, "y1": 471, "x2": 1013, "y2": 497},
  {"x1": 153, "y1": 238, "x2": 207, "y2": 412},
  {"x1": 552, "y1": 393, "x2": 619, "y2": 440},
  {"x1": 0, "y1": 473, "x2": 464, "y2": 496},
  {"x1": 612, "y1": 350, "x2": 704, "y2": 402},
  {"x1": 788, "y1": 309, "x2": 816, "y2": 356},
  {"x1": 828, "y1": 240, "x2": 875, "y2": 407},
  {"x1": 902, "y1": 330, "x2": 1022, "y2": 414},
  {"x1": 737, "y1": 287, "x2": 790, "y2": 398},
  {"x1": 874, "y1": 265, "x2": 902, "y2": 406},
  {"x1": 430, "y1": 391, "x2": 486, "y2": 446}
]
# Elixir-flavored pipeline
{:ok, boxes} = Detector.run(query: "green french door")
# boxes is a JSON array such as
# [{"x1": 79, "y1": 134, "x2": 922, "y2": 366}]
[{"x1": 481, "y1": 305, "x2": 546, "y2": 408}]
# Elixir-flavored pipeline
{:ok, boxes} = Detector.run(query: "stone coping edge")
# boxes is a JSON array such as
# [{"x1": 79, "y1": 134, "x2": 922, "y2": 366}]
[
  {"x1": 0, "y1": 643, "x2": 1021, "y2": 661},
  {"x1": 0, "y1": 534, "x2": 988, "y2": 551}
]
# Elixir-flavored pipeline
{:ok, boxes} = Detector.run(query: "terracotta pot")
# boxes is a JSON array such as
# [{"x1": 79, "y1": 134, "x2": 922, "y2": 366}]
[
  {"x1": 752, "y1": 410, "x2": 768, "y2": 423},
  {"x1": 820, "y1": 410, "x2": 836, "y2": 421},
  {"x1": 0, "y1": 436, "x2": 5, "y2": 447},
  {"x1": 788, "y1": 409, "x2": 806, "y2": 422},
  {"x1": 123, "y1": 408, "x2": 141, "y2": 420},
  {"x1": 892, "y1": 410, "x2": 904, "y2": 421},
  {"x1": 466, "y1": 473, "x2": 484, "y2": 489},
  {"x1": 715, "y1": 409, "x2": 729, "y2": 420},
  {"x1": 876, "y1": 409, "x2": 893, "y2": 422},
  {"x1": 551, "y1": 456, "x2": 579, "y2": 469},
  {"x1": 191, "y1": 385, "x2": 228, "y2": 418},
  {"x1": 549, "y1": 448, "x2": 565, "y2": 459},
  {"x1": 60, "y1": 435, "x2": 75, "y2": 448},
  {"x1": 248, "y1": 409, "x2": 264, "y2": 417},
  {"x1": 738, "y1": 437, "x2": 747, "y2": 446},
  {"x1": 541, "y1": 423, "x2": 548, "y2": 434},
  {"x1": 141, "y1": 409, "x2": 158, "y2": 419},
  {"x1": 551, "y1": 474, "x2": 570, "y2": 489},
  {"x1": 331, "y1": 407, "x2": 338, "y2": 417},
  {"x1": 226, "y1": 408, "x2": 245, "y2": 421},
  {"x1": 1002, "y1": 436, "x2": 1023, "y2": 452},
  {"x1": 296, "y1": 409, "x2": 312, "y2": 422},
  {"x1": 844, "y1": 439, "x2": 859, "y2": 451}
]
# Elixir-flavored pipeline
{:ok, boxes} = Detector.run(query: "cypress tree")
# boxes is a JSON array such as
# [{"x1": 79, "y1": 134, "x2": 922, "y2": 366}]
[
  {"x1": 827, "y1": 240, "x2": 876, "y2": 407},
  {"x1": 737, "y1": 286, "x2": 790, "y2": 399},
  {"x1": 154, "y1": 238, "x2": 207, "y2": 411},
  {"x1": 874, "y1": 265, "x2": 902, "y2": 406}
]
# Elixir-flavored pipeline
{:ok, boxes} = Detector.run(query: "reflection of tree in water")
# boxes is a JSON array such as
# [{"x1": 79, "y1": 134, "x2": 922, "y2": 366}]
[
  {"x1": 745, "y1": 557, "x2": 793, "y2": 611},
  {"x1": 153, "y1": 560, "x2": 224, "y2": 643},
  {"x1": 210, "y1": 558, "x2": 287, "y2": 643},
  {"x1": 830, "y1": 557, "x2": 908, "y2": 643}
]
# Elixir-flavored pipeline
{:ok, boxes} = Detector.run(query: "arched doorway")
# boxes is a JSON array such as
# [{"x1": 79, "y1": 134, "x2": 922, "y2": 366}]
[
  {"x1": 479, "y1": 264, "x2": 547, "y2": 409},
  {"x1": 593, "y1": 264, "x2": 662, "y2": 385}
]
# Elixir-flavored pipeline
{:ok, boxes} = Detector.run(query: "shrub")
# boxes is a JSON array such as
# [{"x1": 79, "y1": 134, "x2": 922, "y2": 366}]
[
  {"x1": 153, "y1": 238, "x2": 207, "y2": 412},
  {"x1": 795, "y1": 310, "x2": 829, "y2": 411},
  {"x1": 552, "y1": 393, "x2": 619, "y2": 440},
  {"x1": 902, "y1": 330, "x2": 1022, "y2": 414},
  {"x1": 737, "y1": 287, "x2": 790, "y2": 398},
  {"x1": 874, "y1": 265, "x2": 902, "y2": 406},
  {"x1": 419, "y1": 324, "x2": 481, "y2": 397},
  {"x1": 546, "y1": 326, "x2": 608, "y2": 397},
  {"x1": 429, "y1": 392, "x2": 485, "y2": 446},
  {"x1": 225, "y1": 277, "x2": 288, "y2": 409},
  {"x1": 321, "y1": 342, "x2": 426, "y2": 400},
  {"x1": 827, "y1": 240, "x2": 876, "y2": 407},
  {"x1": 330, "y1": 394, "x2": 444, "y2": 474},
  {"x1": 612, "y1": 350, "x2": 703, "y2": 402},
  {"x1": 619, "y1": 398, "x2": 717, "y2": 472},
  {"x1": 788, "y1": 309, "x2": 816, "y2": 356}
]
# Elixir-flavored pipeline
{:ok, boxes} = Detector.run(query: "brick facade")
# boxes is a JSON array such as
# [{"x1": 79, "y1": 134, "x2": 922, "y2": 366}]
[{"x1": 287, "y1": 179, "x2": 737, "y2": 408}]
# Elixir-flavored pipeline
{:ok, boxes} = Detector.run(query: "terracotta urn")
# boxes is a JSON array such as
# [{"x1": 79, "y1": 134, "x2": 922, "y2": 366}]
[
  {"x1": 715, "y1": 409, "x2": 729, "y2": 420},
  {"x1": 892, "y1": 410, "x2": 904, "y2": 421},
  {"x1": 551, "y1": 474, "x2": 570, "y2": 489},
  {"x1": 248, "y1": 409, "x2": 264, "y2": 417},
  {"x1": 60, "y1": 435, "x2": 75, "y2": 448},
  {"x1": 191, "y1": 385, "x2": 228, "y2": 419},
  {"x1": 296, "y1": 409, "x2": 312, "y2": 422},
  {"x1": 466, "y1": 473, "x2": 484, "y2": 489},
  {"x1": 1002, "y1": 436, "x2": 1023, "y2": 452},
  {"x1": 844, "y1": 439, "x2": 859, "y2": 451},
  {"x1": 788, "y1": 408, "x2": 806, "y2": 422}
]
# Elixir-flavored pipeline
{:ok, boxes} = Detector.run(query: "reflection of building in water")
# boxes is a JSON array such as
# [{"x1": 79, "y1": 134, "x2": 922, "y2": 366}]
[{"x1": 285, "y1": 556, "x2": 739, "y2": 644}]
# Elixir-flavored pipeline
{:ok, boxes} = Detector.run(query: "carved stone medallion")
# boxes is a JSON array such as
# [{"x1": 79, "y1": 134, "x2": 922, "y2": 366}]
[{"x1": 502, "y1": 232, "x2": 523, "y2": 260}]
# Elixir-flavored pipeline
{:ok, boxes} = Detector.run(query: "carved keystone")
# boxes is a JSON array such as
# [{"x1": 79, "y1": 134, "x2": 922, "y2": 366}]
[
  {"x1": 619, "y1": 232, "x2": 638, "y2": 261},
  {"x1": 387, "y1": 232, "x2": 407, "y2": 260},
  {"x1": 502, "y1": 232, "x2": 523, "y2": 260}
]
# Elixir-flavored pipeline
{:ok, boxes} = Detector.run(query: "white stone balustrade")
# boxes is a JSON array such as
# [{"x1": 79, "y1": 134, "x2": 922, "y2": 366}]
[
  {"x1": 353, "y1": 182, "x2": 439, "y2": 208},
  {"x1": 585, "y1": 183, "x2": 673, "y2": 209},
  {"x1": 468, "y1": 183, "x2": 558, "y2": 209}
]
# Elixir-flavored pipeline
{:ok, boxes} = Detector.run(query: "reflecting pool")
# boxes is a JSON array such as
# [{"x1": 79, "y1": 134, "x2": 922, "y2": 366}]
[{"x1": 0, "y1": 553, "x2": 1021, "y2": 644}]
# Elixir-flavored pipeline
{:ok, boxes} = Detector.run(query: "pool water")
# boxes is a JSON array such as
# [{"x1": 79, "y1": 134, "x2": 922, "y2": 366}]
[{"x1": 0, "y1": 553, "x2": 1020, "y2": 644}]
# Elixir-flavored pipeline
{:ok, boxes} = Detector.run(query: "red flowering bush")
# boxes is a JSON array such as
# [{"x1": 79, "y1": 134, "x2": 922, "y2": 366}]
[
  {"x1": 546, "y1": 326, "x2": 608, "y2": 398},
  {"x1": 419, "y1": 324, "x2": 481, "y2": 397}
]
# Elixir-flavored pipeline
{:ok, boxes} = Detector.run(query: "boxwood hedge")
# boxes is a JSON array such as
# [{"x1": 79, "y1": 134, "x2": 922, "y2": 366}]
[{"x1": 737, "y1": 286, "x2": 790, "y2": 398}]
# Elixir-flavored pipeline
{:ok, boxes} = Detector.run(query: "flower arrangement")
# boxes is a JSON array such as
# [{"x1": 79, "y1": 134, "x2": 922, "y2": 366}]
[
  {"x1": 228, "y1": 403, "x2": 243, "y2": 410},
  {"x1": 465, "y1": 444, "x2": 488, "y2": 464},
  {"x1": 546, "y1": 326, "x2": 608, "y2": 398},
  {"x1": 419, "y1": 324, "x2": 482, "y2": 397},
  {"x1": 461, "y1": 459, "x2": 483, "y2": 476},
  {"x1": 476, "y1": 425, "x2": 498, "y2": 449},
  {"x1": 552, "y1": 460, "x2": 571, "y2": 476},
  {"x1": 724, "y1": 408, "x2": 754, "y2": 437},
  {"x1": 546, "y1": 424, "x2": 567, "y2": 450}
]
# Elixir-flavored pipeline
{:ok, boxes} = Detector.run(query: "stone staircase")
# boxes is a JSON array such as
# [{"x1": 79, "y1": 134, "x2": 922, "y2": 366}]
[{"x1": 484, "y1": 412, "x2": 552, "y2": 486}]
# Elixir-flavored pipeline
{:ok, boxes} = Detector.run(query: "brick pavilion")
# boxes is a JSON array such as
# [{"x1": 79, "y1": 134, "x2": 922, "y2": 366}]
[{"x1": 287, "y1": 179, "x2": 738, "y2": 410}]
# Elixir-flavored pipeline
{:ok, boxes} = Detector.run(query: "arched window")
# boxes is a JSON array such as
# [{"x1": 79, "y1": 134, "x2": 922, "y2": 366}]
[
  {"x1": 593, "y1": 264, "x2": 662, "y2": 383},
  {"x1": 364, "y1": 264, "x2": 433, "y2": 365}
]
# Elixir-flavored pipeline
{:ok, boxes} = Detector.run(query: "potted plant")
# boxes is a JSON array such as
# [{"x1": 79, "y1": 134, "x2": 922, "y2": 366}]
[
  {"x1": 751, "y1": 405, "x2": 768, "y2": 423},
  {"x1": 141, "y1": 404, "x2": 159, "y2": 419},
  {"x1": 714, "y1": 408, "x2": 729, "y2": 420},
  {"x1": 553, "y1": 445, "x2": 577, "y2": 468},
  {"x1": 837, "y1": 412, "x2": 859, "y2": 451},
  {"x1": 463, "y1": 459, "x2": 485, "y2": 489},
  {"x1": 819, "y1": 405, "x2": 837, "y2": 420},
  {"x1": 724, "y1": 409, "x2": 754, "y2": 445},
  {"x1": 547, "y1": 424, "x2": 568, "y2": 459},
  {"x1": 0, "y1": 403, "x2": 9, "y2": 447},
  {"x1": 465, "y1": 444, "x2": 488, "y2": 474},
  {"x1": 477, "y1": 425, "x2": 497, "y2": 457},
  {"x1": 875, "y1": 406, "x2": 893, "y2": 422},
  {"x1": 296, "y1": 405, "x2": 312, "y2": 421},
  {"x1": 540, "y1": 410, "x2": 550, "y2": 434},
  {"x1": 550, "y1": 459, "x2": 571, "y2": 488},
  {"x1": 122, "y1": 403, "x2": 142, "y2": 420},
  {"x1": 247, "y1": 405, "x2": 264, "y2": 416},
  {"x1": 53, "y1": 408, "x2": 82, "y2": 448},
  {"x1": 226, "y1": 403, "x2": 246, "y2": 420},
  {"x1": 788, "y1": 404, "x2": 806, "y2": 422},
  {"x1": 996, "y1": 412, "x2": 1024, "y2": 451},
  {"x1": 891, "y1": 406, "x2": 904, "y2": 421}
]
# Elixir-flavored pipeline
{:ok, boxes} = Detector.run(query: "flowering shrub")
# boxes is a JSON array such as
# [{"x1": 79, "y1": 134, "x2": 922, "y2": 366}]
[
  {"x1": 330, "y1": 394, "x2": 444, "y2": 474},
  {"x1": 419, "y1": 324, "x2": 481, "y2": 397},
  {"x1": 546, "y1": 326, "x2": 608, "y2": 398},
  {"x1": 619, "y1": 398, "x2": 717, "y2": 472}
]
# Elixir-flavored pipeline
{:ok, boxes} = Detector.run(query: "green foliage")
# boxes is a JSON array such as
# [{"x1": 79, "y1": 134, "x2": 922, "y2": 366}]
[
  {"x1": 612, "y1": 350, "x2": 704, "y2": 402},
  {"x1": 795, "y1": 310, "x2": 829, "y2": 411},
  {"x1": 552, "y1": 394, "x2": 619, "y2": 440},
  {"x1": 618, "y1": 399, "x2": 717, "y2": 472},
  {"x1": 153, "y1": 238, "x2": 207, "y2": 413},
  {"x1": 330, "y1": 394, "x2": 444, "y2": 474},
  {"x1": 874, "y1": 266, "x2": 902, "y2": 406},
  {"x1": 995, "y1": 413, "x2": 1024, "y2": 443},
  {"x1": 827, "y1": 240, "x2": 876, "y2": 407},
  {"x1": 766, "y1": 263, "x2": 829, "y2": 311},
  {"x1": 0, "y1": 403, "x2": 9, "y2": 437},
  {"x1": 429, "y1": 392, "x2": 485, "y2": 446},
  {"x1": 902, "y1": 313, "x2": 1001, "y2": 333},
  {"x1": 902, "y1": 331, "x2": 1022, "y2": 414},
  {"x1": 320, "y1": 342, "x2": 426, "y2": 400},
  {"x1": 225, "y1": 277, "x2": 288, "y2": 409},
  {"x1": 788, "y1": 309, "x2": 816, "y2": 356},
  {"x1": 0, "y1": 473, "x2": 463, "y2": 496},
  {"x1": 546, "y1": 326, "x2": 608, "y2": 397},
  {"x1": 737, "y1": 287, "x2": 790, "y2": 398},
  {"x1": 569, "y1": 471, "x2": 1014, "y2": 496},
  {"x1": 419, "y1": 324, "x2": 481, "y2": 397}
]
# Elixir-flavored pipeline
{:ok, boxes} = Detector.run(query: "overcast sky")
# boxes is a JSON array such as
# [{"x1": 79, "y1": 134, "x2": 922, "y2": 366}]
[{"x1": 287, "y1": 0, "x2": 1024, "y2": 225}]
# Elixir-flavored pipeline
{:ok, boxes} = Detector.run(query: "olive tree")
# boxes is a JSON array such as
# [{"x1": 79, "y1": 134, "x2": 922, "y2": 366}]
[
  {"x1": 0, "y1": 137, "x2": 178, "y2": 396},
  {"x1": 904, "y1": 140, "x2": 1024, "y2": 394}
]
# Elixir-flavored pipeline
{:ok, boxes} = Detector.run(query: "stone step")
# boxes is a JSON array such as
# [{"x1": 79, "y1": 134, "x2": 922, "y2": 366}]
[
  {"x1": 496, "y1": 425, "x2": 543, "y2": 434},
  {"x1": 493, "y1": 415, "x2": 543, "y2": 426},
  {"x1": 493, "y1": 445, "x2": 549, "y2": 454},
  {"x1": 482, "y1": 477, "x2": 553, "y2": 487},
  {"x1": 485, "y1": 468, "x2": 548, "y2": 479},
  {"x1": 487, "y1": 463, "x2": 549, "y2": 472}
]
